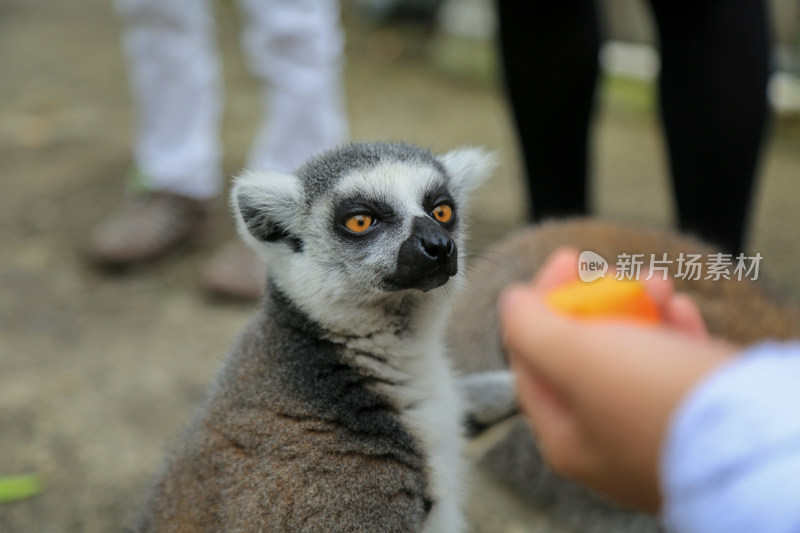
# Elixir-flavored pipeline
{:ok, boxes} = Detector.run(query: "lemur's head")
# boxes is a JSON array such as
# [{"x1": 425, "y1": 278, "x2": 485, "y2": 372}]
[{"x1": 233, "y1": 142, "x2": 495, "y2": 326}]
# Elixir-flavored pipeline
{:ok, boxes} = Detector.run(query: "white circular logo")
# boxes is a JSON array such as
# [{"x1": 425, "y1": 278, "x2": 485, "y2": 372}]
[{"x1": 578, "y1": 250, "x2": 608, "y2": 282}]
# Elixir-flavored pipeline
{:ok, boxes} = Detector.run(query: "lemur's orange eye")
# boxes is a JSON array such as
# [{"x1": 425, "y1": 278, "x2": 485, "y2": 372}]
[
  {"x1": 345, "y1": 214, "x2": 373, "y2": 233},
  {"x1": 432, "y1": 204, "x2": 454, "y2": 223}
]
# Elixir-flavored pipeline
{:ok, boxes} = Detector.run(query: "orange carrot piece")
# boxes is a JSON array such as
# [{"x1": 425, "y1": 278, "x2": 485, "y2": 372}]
[{"x1": 546, "y1": 277, "x2": 661, "y2": 325}]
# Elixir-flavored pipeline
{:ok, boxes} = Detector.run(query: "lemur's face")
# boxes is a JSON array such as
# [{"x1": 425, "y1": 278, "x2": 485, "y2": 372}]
[
  {"x1": 317, "y1": 161, "x2": 460, "y2": 293},
  {"x1": 233, "y1": 143, "x2": 494, "y2": 312}
]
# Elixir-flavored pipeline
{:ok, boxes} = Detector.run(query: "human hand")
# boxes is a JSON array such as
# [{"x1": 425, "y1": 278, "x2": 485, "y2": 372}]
[{"x1": 499, "y1": 248, "x2": 737, "y2": 512}]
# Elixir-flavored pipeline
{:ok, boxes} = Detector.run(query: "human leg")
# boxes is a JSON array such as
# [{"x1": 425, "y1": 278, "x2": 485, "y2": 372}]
[
  {"x1": 199, "y1": 0, "x2": 348, "y2": 299},
  {"x1": 89, "y1": 0, "x2": 223, "y2": 266},
  {"x1": 236, "y1": 0, "x2": 348, "y2": 173},
  {"x1": 649, "y1": 0, "x2": 771, "y2": 253},
  {"x1": 115, "y1": 0, "x2": 224, "y2": 199},
  {"x1": 496, "y1": 1, "x2": 601, "y2": 221}
]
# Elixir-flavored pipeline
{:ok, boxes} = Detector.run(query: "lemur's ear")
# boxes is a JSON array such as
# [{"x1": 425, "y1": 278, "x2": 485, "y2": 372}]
[
  {"x1": 232, "y1": 170, "x2": 302, "y2": 245},
  {"x1": 439, "y1": 147, "x2": 497, "y2": 201}
]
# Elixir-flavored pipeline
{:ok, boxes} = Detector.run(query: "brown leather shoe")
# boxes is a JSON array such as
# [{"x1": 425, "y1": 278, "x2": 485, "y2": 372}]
[
  {"x1": 88, "y1": 191, "x2": 211, "y2": 266},
  {"x1": 202, "y1": 241, "x2": 266, "y2": 301}
]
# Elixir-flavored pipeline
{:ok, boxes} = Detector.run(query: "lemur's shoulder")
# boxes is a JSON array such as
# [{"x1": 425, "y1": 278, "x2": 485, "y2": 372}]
[{"x1": 139, "y1": 288, "x2": 434, "y2": 532}]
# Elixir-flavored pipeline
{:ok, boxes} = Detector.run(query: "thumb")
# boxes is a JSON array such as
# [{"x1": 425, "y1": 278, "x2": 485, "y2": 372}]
[{"x1": 499, "y1": 284, "x2": 590, "y2": 398}]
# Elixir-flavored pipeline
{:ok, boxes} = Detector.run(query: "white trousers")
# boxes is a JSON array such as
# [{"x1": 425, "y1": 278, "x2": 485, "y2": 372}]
[{"x1": 114, "y1": 0, "x2": 348, "y2": 199}]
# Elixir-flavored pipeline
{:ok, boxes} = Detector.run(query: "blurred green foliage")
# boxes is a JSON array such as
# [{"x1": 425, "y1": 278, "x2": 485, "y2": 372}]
[{"x1": 0, "y1": 474, "x2": 43, "y2": 504}]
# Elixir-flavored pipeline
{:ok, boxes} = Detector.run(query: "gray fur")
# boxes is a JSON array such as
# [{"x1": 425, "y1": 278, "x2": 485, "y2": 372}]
[
  {"x1": 457, "y1": 370, "x2": 517, "y2": 437},
  {"x1": 136, "y1": 142, "x2": 495, "y2": 532},
  {"x1": 137, "y1": 289, "x2": 429, "y2": 532},
  {"x1": 296, "y1": 142, "x2": 448, "y2": 205}
]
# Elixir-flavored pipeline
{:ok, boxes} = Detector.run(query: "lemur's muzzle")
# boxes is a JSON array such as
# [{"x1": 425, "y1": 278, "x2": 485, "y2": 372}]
[{"x1": 385, "y1": 217, "x2": 458, "y2": 292}]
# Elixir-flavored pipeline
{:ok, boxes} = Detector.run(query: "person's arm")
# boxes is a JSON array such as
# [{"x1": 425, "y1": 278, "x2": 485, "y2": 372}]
[
  {"x1": 499, "y1": 247, "x2": 733, "y2": 511},
  {"x1": 662, "y1": 342, "x2": 800, "y2": 533},
  {"x1": 500, "y1": 248, "x2": 800, "y2": 531}
]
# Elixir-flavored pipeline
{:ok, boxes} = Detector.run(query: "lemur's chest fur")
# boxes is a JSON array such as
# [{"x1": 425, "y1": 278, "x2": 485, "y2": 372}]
[
  {"x1": 255, "y1": 288, "x2": 465, "y2": 529},
  {"x1": 324, "y1": 301, "x2": 466, "y2": 525}
]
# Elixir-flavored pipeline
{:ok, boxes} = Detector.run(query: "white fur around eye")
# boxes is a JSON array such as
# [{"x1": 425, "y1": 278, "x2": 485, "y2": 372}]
[{"x1": 333, "y1": 161, "x2": 441, "y2": 218}]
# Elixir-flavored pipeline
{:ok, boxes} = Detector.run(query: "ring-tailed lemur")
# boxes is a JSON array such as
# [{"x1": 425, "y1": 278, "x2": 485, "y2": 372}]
[{"x1": 135, "y1": 142, "x2": 496, "y2": 532}]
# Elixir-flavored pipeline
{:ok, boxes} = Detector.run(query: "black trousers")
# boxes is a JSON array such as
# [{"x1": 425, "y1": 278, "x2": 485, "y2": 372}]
[{"x1": 496, "y1": 0, "x2": 772, "y2": 253}]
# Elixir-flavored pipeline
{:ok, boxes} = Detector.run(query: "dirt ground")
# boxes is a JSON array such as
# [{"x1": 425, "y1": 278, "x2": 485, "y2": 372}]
[{"x1": 2, "y1": 1, "x2": 799, "y2": 532}]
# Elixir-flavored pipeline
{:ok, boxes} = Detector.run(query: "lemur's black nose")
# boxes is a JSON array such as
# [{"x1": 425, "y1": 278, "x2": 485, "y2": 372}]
[
  {"x1": 420, "y1": 232, "x2": 455, "y2": 262},
  {"x1": 386, "y1": 216, "x2": 459, "y2": 292}
]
